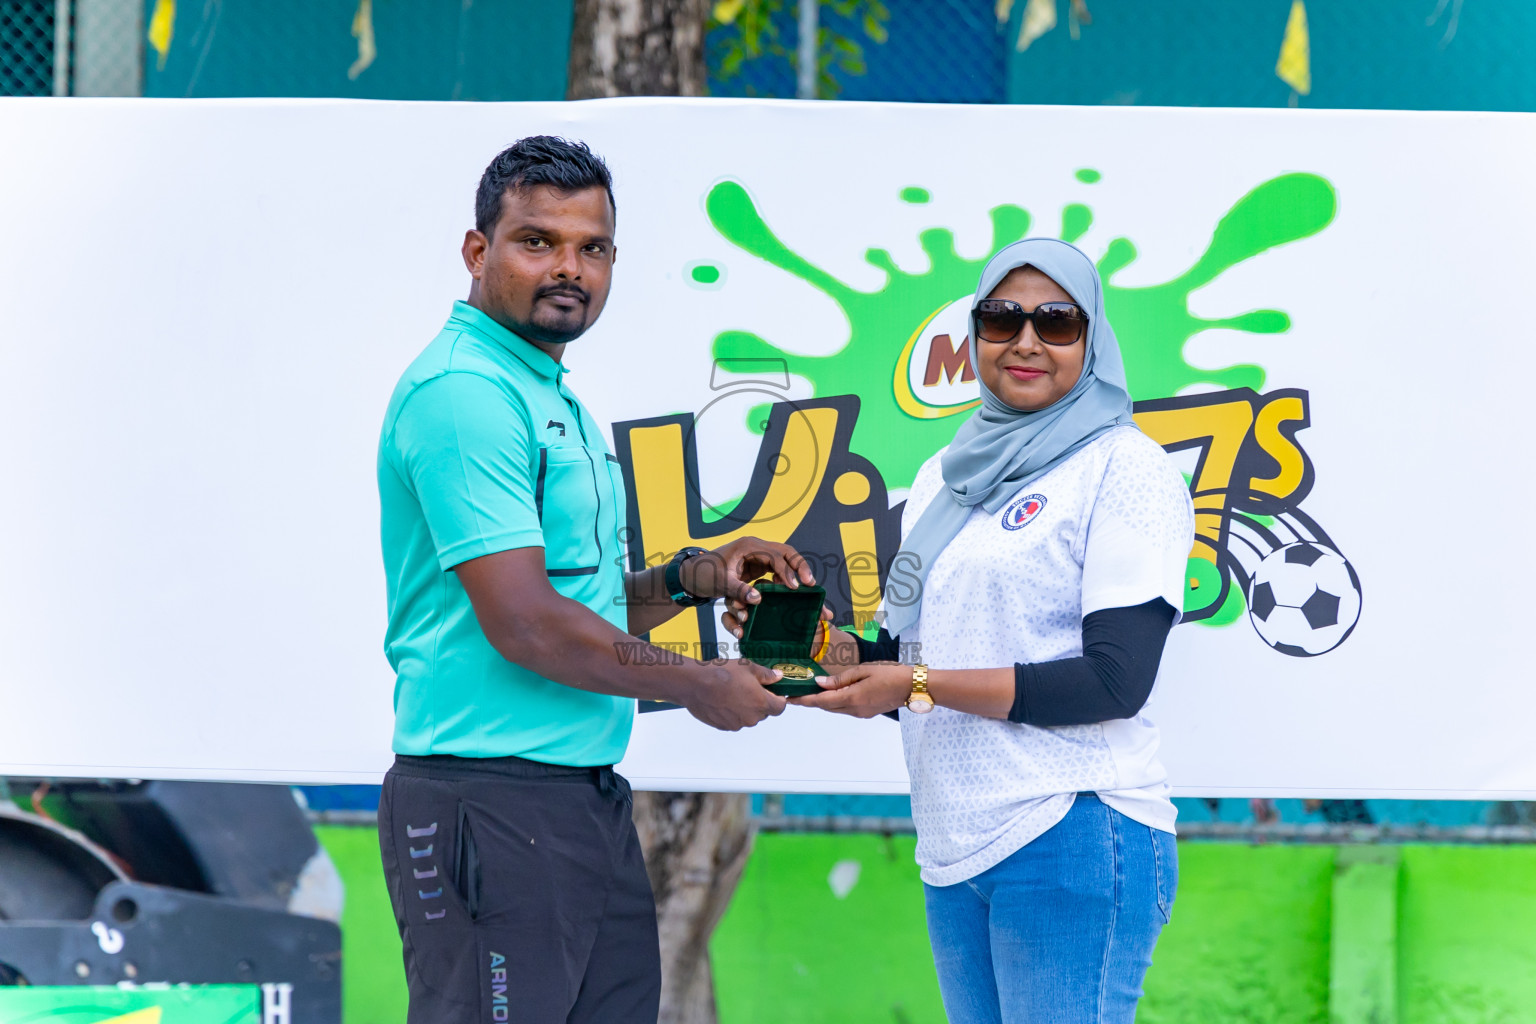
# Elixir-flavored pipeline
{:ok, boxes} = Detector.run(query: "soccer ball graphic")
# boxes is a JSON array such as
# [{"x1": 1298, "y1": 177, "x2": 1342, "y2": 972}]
[{"x1": 1246, "y1": 542, "x2": 1362, "y2": 656}]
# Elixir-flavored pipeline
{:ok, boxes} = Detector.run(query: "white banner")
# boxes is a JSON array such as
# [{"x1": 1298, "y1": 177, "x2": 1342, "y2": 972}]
[{"x1": 1, "y1": 98, "x2": 1533, "y2": 797}]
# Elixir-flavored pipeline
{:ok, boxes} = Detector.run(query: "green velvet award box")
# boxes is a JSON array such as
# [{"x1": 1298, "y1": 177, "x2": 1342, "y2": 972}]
[{"x1": 740, "y1": 583, "x2": 827, "y2": 698}]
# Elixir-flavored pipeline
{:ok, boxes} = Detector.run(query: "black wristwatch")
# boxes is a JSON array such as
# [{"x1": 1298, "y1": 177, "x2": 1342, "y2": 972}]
[{"x1": 664, "y1": 546, "x2": 711, "y2": 607}]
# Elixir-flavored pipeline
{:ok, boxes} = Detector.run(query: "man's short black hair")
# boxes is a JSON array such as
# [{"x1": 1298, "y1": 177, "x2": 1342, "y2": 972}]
[{"x1": 475, "y1": 136, "x2": 615, "y2": 237}]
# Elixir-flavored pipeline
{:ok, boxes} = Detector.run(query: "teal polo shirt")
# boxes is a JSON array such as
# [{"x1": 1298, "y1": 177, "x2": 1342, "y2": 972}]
[{"x1": 378, "y1": 301, "x2": 632, "y2": 766}]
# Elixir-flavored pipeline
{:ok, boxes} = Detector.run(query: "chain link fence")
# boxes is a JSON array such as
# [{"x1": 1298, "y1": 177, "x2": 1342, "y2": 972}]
[
  {"x1": 0, "y1": 0, "x2": 59, "y2": 96},
  {"x1": 7, "y1": 2, "x2": 1535, "y2": 107},
  {"x1": 1, "y1": 0, "x2": 140, "y2": 97},
  {"x1": 2, "y1": 0, "x2": 1003, "y2": 102}
]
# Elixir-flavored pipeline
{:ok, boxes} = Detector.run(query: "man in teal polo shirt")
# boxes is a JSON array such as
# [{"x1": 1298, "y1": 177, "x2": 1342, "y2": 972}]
[{"x1": 376, "y1": 137, "x2": 813, "y2": 1024}]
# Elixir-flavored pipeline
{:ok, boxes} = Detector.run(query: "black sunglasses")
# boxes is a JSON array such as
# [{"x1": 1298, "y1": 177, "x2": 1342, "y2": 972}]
[{"x1": 973, "y1": 299, "x2": 1088, "y2": 346}]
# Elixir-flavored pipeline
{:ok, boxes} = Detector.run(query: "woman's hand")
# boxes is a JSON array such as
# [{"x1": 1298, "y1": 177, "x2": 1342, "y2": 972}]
[{"x1": 789, "y1": 663, "x2": 912, "y2": 718}]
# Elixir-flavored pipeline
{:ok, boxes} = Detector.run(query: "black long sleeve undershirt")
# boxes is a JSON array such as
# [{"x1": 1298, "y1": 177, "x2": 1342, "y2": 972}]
[
  {"x1": 855, "y1": 597, "x2": 1177, "y2": 725},
  {"x1": 852, "y1": 630, "x2": 902, "y2": 664},
  {"x1": 1009, "y1": 597, "x2": 1176, "y2": 725}
]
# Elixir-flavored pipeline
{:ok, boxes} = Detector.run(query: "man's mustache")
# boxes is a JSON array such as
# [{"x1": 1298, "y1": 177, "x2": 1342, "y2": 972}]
[{"x1": 536, "y1": 284, "x2": 589, "y2": 304}]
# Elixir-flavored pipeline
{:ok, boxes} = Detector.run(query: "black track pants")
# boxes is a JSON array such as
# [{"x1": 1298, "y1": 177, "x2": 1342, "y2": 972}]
[{"x1": 379, "y1": 754, "x2": 661, "y2": 1024}]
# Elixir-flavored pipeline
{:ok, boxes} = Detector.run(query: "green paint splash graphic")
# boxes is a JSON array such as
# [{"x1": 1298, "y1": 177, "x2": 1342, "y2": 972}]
[
  {"x1": 1105, "y1": 173, "x2": 1336, "y2": 399},
  {"x1": 702, "y1": 173, "x2": 1336, "y2": 492},
  {"x1": 706, "y1": 181, "x2": 1029, "y2": 489}
]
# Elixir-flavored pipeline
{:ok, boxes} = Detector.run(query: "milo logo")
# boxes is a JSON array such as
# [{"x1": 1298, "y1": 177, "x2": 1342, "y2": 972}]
[{"x1": 893, "y1": 295, "x2": 980, "y2": 420}]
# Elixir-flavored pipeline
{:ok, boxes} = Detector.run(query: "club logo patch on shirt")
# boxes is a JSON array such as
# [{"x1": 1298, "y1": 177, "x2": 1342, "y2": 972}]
[{"x1": 1001, "y1": 493, "x2": 1047, "y2": 531}]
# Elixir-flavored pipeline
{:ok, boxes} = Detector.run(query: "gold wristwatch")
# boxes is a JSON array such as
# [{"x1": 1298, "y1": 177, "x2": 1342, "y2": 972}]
[{"x1": 905, "y1": 664, "x2": 934, "y2": 714}]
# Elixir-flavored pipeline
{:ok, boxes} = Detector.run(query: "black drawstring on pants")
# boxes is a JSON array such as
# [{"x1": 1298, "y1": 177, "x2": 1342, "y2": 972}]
[{"x1": 593, "y1": 765, "x2": 627, "y2": 803}]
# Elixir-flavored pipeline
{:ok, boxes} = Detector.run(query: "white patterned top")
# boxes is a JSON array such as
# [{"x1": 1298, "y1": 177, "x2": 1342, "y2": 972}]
[{"x1": 891, "y1": 425, "x2": 1195, "y2": 886}]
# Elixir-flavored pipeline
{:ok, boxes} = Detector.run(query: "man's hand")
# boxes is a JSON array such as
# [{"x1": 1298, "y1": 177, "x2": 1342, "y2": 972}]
[
  {"x1": 683, "y1": 659, "x2": 790, "y2": 731},
  {"x1": 626, "y1": 536, "x2": 822, "y2": 638},
  {"x1": 789, "y1": 663, "x2": 911, "y2": 718},
  {"x1": 681, "y1": 537, "x2": 816, "y2": 608}
]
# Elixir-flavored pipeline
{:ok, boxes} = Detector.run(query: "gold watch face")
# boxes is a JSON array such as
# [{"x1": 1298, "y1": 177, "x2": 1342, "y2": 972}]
[{"x1": 772, "y1": 662, "x2": 814, "y2": 680}]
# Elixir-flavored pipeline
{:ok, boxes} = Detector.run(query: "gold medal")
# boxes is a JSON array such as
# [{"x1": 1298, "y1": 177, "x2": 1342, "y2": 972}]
[{"x1": 771, "y1": 662, "x2": 814, "y2": 680}]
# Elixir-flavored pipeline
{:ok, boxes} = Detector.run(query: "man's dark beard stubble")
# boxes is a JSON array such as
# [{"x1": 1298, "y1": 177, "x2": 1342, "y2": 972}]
[{"x1": 499, "y1": 285, "x2": 592, "y2": 346}]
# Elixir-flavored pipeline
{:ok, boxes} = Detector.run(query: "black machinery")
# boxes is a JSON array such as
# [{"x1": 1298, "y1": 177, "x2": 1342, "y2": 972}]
[{"x1": 0, "y1": 779, "x2": 343, "y2": 1022}]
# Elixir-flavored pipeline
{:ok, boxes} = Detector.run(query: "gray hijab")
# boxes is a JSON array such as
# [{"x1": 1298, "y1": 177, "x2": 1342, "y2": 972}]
[{"x1": 884, "y1": 238, "x2": 1135, "y2": 637}]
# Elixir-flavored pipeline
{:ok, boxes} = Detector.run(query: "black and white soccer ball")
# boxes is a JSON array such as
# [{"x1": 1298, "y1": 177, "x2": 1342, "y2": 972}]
[{"x1": 1246, "y1": 541, "x2": 1362, "y2": 657}]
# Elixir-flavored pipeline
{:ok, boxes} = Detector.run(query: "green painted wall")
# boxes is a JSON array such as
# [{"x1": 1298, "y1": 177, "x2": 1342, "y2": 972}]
[
  {"x1": 316, "y1": 827, "x2": 1536, "y2": 1024},
  {"x1": 711, "y1": 834, "x2": 946, "y2": 1023},
  {"x1": 1005, "y1": 0, "x2": 1536, "y2": 111},
  {"x1": 1139, "y1": 844, "x2": 1334, "y2": 1023},
  {"x1": 1399, "y1": 846, "x2": 1536, "y2": 1023},
  {"x1": 143, "y1": 0, "x2": 574, "y2": 100}
]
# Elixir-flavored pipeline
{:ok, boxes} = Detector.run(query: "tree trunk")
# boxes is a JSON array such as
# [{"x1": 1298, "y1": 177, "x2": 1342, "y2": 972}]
[
  {"x1": 566, "y1": 0, "x2": 711, "y2": 100},
  {"x1": 631, "y1": 791, "x2": 755, "y2": 1024},
  {"x1": 566, "y1": 6, "x2": 735, "y2": 1022}
]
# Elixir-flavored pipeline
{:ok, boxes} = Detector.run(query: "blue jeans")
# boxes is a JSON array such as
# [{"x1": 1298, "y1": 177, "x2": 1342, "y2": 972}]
[{"x1": 922, "y1": 794, "x2": 1177, "y2": 1024}]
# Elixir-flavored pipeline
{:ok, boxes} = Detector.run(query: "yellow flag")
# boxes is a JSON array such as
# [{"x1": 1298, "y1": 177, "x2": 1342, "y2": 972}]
[
  {"x1": 1275, "y1": 0, "x2": 1311, "y2": 96},
  {"x1": 348, "y1": 0, "x2": 377, "y2": 80},
  {"x1": 1015, "y1": 0, "x2": 1057, "y2": 52},
  {"x1": 146, "y1": 0, "x2": 175, "y2": 70}
]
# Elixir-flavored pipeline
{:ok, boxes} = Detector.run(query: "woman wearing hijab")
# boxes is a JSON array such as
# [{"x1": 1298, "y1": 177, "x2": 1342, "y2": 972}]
[{"x1": 725, "y1": 238, "x2": 1195, "y2": 1023}]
